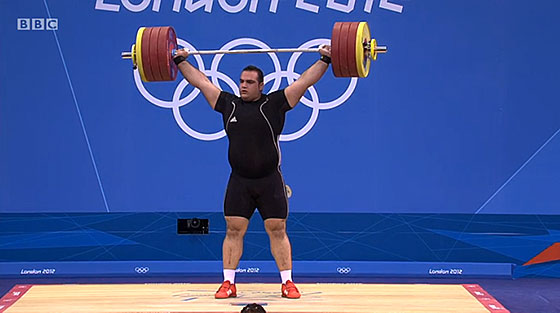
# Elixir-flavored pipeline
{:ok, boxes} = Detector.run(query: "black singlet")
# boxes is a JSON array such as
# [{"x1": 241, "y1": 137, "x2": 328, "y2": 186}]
[{"x1": 214, "y1": 90, "x2": 292, "y2": 178}]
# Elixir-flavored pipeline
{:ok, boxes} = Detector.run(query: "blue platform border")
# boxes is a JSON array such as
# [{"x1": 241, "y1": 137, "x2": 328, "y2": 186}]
[{"x1": 1, "y1": 261, "x2": 513, "y2": 278}]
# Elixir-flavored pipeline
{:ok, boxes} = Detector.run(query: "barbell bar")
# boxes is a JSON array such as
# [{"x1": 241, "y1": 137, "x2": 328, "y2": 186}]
[{"x1": 121, "y1": 22, "x2": 387, "y2": 82}]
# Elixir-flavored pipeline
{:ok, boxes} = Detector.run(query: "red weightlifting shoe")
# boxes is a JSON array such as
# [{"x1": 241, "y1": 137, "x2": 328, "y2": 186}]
[
  {"x1": 215, "y1": 280, "x2": 237, "y2": 299},
  {"x1": 281, "y1": 280, "x2": 301, "y2": 299}
]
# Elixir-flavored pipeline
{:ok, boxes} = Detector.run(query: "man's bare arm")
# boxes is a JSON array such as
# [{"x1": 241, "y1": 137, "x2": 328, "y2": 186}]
[
  {"x1": 284, "y1": 45, "x2": 331, "y2": 108},
  {"x1": 175, "y1": 49, "x2": 221, "y2": 109}
]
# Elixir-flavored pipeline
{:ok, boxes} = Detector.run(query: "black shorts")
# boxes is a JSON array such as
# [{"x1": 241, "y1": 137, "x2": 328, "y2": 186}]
[{"x1": 224, "y1": 170, "x2": 289, "y2": 220}]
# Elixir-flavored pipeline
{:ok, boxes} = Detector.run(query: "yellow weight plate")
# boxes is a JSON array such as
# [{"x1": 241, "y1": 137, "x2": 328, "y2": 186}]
[
  {"x1": 135, "y1": 27, "x2": 148, "y2": 82},
  {"x1": 355, "y1": 22, "x2": 371, "y2": 78}
]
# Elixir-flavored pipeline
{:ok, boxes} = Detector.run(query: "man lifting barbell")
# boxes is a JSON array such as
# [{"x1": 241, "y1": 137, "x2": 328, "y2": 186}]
[
  {"x1": 122, "y1": 21, "x2": 386, "y2": 300},
  {"x1": 172, "y1": 43, "x2": 331, "y2": 299}
]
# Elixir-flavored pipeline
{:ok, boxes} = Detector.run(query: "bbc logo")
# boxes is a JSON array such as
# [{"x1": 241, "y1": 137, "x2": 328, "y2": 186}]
[{"x1": 17, "y1": 18, "x2": 58, "y2": 31}]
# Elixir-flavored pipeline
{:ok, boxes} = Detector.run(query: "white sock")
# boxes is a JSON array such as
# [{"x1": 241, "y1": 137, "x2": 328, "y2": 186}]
[
  {"x1": 223, "y1": 269, "x2": 236, "y2": 284},
  {"x1": 280, "y1": 270, "x2": 292, "y2": 284}
]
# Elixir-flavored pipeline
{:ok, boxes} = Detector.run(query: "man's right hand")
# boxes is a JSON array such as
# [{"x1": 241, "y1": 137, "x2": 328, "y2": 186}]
[
  {"x1": 318, "y1": 44, "x2": 331, "y2": 58},
  {"x1": 172, "y1": 47, "x2": 221, "y2": 109}
]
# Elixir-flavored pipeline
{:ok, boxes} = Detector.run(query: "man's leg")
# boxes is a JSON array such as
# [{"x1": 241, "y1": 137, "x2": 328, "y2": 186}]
[
  {"x1": 216, "y1": 216, "x2": 249, "y2": 299},
  {"x1": 264, "y1": 218, "x2": 291, "y2": 271},
  {"x1": 265, "y1": 218, "x2": 301, "y2": 299},
  {"x1": 223, "y1": 216, "x2": 249, "y2": 270}
]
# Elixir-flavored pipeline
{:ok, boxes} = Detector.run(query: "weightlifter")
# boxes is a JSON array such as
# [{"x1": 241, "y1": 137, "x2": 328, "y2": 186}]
[{"x1": 173, "y1": 45, "x2": 331, "y2": 299}]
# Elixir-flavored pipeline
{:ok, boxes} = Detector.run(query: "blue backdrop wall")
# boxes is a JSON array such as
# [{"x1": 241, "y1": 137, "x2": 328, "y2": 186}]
[{"x1": 1, "y1": 0, "x2": 559, "y2": 278}]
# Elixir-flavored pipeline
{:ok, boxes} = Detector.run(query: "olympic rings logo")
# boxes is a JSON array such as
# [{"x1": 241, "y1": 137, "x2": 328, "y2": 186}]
[
  {"x1": 134, "y1": 266, "x2": 150, "y2": 274},
  {"x1": 134, "y1": 37, "x2": 358, "y2": 141},
  {"x1": 336, "y1": 267, "x2": 352, "y2": 274}
]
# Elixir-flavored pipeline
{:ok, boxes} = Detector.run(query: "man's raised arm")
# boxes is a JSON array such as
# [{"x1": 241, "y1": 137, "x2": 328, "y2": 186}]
[
  {"x1": 284, "y1": 45, "x2": 331, "y2": 108},
  {"x1": 174, "y1": 49, "x2": 221, "y2": 109}
]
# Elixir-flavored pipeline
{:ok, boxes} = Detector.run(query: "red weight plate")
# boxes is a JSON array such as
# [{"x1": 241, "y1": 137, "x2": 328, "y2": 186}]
[
  {"x1": 168, "y1": 27, "x2": 178, "y2": 81},
  {"x1": 156, "y1": 27, "x2": 169, "y2": 81},
  {"x1": 155, "y1": 27, "x2": 170, "y2": 81},
  {"x1": 338, "y1": 22, "x2": 351, "y2": 77},
  {"x1": 346, "y1": 22, "x2": 359, "y2": 77},
  {"x1": 149, "y1": 27, "x2": 164, "y2": 81},
  {"x1": 157, "y1": 26, "x2": 177, "y2": 81},
  {"x1": 331, "y1": 22, "x2": 343, "y2": 77},
  {"x1": 141, "y1": 27, "x2": 155, "y2": 82}
]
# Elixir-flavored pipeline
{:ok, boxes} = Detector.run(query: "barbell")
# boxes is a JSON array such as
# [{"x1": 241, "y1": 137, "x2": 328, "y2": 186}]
[{"x1": 121, "y1": 22, "x2": 387, "y2": 82}]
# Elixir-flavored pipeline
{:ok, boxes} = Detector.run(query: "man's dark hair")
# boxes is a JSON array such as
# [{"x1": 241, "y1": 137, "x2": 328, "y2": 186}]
[
  {"x1": 240, "y1": 303, "x2": 266, "y2": 313},
  {"x1": 242, "y1": 65, "x2": 264, "y2": 83}
]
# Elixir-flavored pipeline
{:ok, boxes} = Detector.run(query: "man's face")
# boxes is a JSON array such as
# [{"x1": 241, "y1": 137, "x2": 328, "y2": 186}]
[{"x1": 239, "y1": 70, "x2": 264, "y2": 102}]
